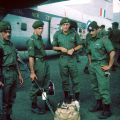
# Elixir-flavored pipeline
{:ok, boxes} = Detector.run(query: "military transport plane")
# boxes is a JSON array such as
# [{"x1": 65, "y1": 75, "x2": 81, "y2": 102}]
[{"x1": 0, "y1": 0, "x2": 120, "y2": 120}]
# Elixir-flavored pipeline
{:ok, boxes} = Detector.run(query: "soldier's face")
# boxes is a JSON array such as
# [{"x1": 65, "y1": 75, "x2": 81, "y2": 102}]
[
  {"x1": 89, "y1": 29, "x2": 97, "y2": 37},
  {"x1": 62, "y1": 23, "x2": 70, "y2": 33},
  {"x1": 35, "y1": 27, "x2": 43, "y2": 36},
  {"x1": 2, "y1": 30, "x2": 11, "y2": 40}
]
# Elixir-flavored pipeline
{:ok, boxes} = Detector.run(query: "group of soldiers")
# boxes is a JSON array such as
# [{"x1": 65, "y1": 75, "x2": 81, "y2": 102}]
[{"x1": 0, "y1": 17, "x2": 119, "y2": 120}]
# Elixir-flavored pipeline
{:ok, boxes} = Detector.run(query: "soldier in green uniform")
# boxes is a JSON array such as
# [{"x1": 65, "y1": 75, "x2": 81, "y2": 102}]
[
  {"x1": 52, "y1": 17, "x2": 82, "y2": 103},
  {"x1": 87, "y1": 21, "x2": 115, "y2": 119},
  {"x1": 27, "y1": 20, "x2": 50, "y2": 114},
  {"x1": 109, "y1": 22, "x2": 120, "y2": 71},
  {"x1": 83, "y1": 32, "x2": 91, "y2": 74},
  {"x1": 0, "y1": 21, "x2": 23, "y2": 120},
  {"x1": 98, "y1": 25, "x2": 108, "y2": 38}
]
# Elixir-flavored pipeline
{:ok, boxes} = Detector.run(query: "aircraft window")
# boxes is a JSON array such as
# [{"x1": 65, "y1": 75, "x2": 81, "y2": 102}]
[{"x1": 21, "y1": 23, "x2": 27, "y2": 31}]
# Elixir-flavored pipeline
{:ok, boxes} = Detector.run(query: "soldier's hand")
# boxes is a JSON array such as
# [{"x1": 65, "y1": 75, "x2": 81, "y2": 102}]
[
  {"x1": 101, "y1": 65, "x2": 110, "y2": 71},
  {"x1": 67, "y1": 48, "x2": 74, "y2": 55},
  {"x1": 18, "y1": 74, "x2": 24, "y2": 85},
  {"x1": 30, "y1": 72, "x2": 37, "y2": 81},
  {"x1": 60, "y1": 47, "x2": 68, "y2": 53},
  {"x1": 0, "y1": 81, "x2": 4, "y2": 87}
]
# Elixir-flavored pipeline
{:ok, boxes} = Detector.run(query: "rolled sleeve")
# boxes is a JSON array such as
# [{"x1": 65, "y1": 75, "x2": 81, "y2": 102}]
[
  {"x1": 52, "y1": 32, "x2": 59, "y2": 47},
  {"x1": 27, "y1": 40, "x2": 35, "y2": 57},
  {"x1": 103, "y1": 38, "x2": 114, "y2": 53},
  {"x1": 75, "y1": 33, "x2": 82, "y2": 45}
]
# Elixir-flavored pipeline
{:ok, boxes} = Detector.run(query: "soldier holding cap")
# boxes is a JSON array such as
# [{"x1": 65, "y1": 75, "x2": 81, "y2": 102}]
[
  {"x1": 87, "y1": 21, "x2": 115, "y2": 119},
  {"x1": 0, "y1": 21, "x2": 23, "y2": 120},
  {"x1": 52, "y1": 17, "x2": 82, "y2": 103},
  {"x1": 27, "y1": 20, "x2": 50, "y2": 114}
]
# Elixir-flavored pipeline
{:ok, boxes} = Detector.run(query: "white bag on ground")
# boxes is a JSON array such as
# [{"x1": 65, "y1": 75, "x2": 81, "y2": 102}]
[{"x1": 54, "y1": 101, "x2": 80, "y2": 120}]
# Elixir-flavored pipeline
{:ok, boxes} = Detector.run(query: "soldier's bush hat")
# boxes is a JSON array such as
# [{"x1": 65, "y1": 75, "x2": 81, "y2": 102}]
[
  {"x1": 32, "y1": 20, "x2": 44, "y2": 29},
  {"x1": 60, "y1": 17, "x2": 71, "y2": 25},
  {"x1": 0, "y1": 21, "x2": 11, "y2": 32},
  {"x1": 88, "y1": 21, "x2": 99, "y2": 31}
]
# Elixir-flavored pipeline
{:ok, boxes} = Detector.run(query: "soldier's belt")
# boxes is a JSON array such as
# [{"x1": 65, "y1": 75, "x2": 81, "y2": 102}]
[
  {"x1": 60, "y1": 54, "x2": 76, "y2": 58},
  {"x1": 91, "y1": 59, "x2": 107, "y2": 63},
  {"x1": 35, "y1": 56, "x2": 48, "y2": 61},
  {"x1": 3, "y1": 65, "x2": 16, "y2": 70},
  {"x1": 35, "y1": 57, "x2": 45, "y2": 62}
]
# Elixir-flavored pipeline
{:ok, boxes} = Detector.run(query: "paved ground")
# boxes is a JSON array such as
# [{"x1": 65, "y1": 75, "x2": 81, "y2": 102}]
[{"x1": 12, "y1": 56, "x2": 120, "y2": 120}]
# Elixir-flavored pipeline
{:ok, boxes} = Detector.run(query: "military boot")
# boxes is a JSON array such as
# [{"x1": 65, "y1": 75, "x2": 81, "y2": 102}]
[
  {"x1": 64, "y1": 91, "x2": 71, "y2": 104},
  {"x1": 31, "y1": 102, "x2": 45, "y2": 114},
  {"x1": 2, "y1": 107, "x2": 12, "y2": 120},
  {"x1": 84, "y1": 66, "x2": 89, "y2": 74},
  {"x1": 74, "y1": 92, "x2": 80, "y2": 111},
  {"x1": 89, "y1": 99, "x2": 103, "y2": 112},
  {"x1": 6, "y1": 115, "x2": 12, "y2": 120},
  {"x1": 98, "y1": 104, "x2": 112, "y2": 119},
  {"x1": 3, "y1": 114, "x2": 12, "y2": 120},
  {"x1": 75, "y1": 92, "x2": 80, "y2": 101}
]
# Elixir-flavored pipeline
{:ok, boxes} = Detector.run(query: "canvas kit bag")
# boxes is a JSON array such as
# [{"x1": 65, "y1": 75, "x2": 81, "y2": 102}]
[{"x1": 54, "y1": 101, "x2": 80, "y2": 120}]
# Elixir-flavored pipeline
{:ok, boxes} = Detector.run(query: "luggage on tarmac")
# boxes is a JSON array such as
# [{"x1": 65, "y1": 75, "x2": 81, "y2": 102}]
[{"x1": 54, "y1": 101, "x2": 80, "y2": 120}]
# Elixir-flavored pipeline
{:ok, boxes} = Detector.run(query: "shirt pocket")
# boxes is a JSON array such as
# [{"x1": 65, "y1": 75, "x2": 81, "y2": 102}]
[
  {"x1": 95, "y1": 44, "x2": 105, "y2": 54},
  {"x1": 4, "y1": 48, "x2": 12, "y2": 56},
  {"x1": 34, "y1": 41, "x2": 42, "y2": 49},
  {"x1": 3, "y1": 47, "x2": 17, "y2": 65},
  {"x1": 70, "y1": 36, "x2": 75, "y2": 43}
]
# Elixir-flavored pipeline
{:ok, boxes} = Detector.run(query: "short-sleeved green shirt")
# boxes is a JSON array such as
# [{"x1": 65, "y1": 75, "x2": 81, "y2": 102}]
[
  {"x1": 87, "y1": 35, "x2": 114, "y2": 61},
  {"x1": 0, "y1": 36, "x2": 17, "y2": 66},
  {"x1": 52, "y1": 29, "x2": 82, "y2": 52},
  {"x1": 27, "y1": 34, "x2": 46, "y2": 59}
]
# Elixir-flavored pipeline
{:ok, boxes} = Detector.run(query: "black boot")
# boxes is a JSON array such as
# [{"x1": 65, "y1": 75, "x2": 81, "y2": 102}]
[
  {"x1": 84, "y1": 66, "x2": 89, "y2": 74},
  {"x1": 44, "y1": 100, "x2": 50, "y2": 111},
  {"x1": 64, "y1": 91, "x2": 71, "y2": 104},
  {"x1": 48, "y1": 81, "x2": 55, "y2": 95},
  {"x1": 98, "y1": 104, "x2": 112, "y2": 119},
  {"x1": 2, "y1": 107, "x2": 12, "y2": 120},
  {"x1": 6, "y1": 115, "x2": 12, "y2": 120},
  {"x1": 31, "y1": 102, "x2": 45, "y2": 114},
  {"x1": 75, "y1": 92, "x2": 80, "y2": 101},
  {"x1": 3, "y1": 115, "x2": 12, "y2": 120},
  {"x1": 89, "y1": 99, "x2": 103, "y2": 112}
]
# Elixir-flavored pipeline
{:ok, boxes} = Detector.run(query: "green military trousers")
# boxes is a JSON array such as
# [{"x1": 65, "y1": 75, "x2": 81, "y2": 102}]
[
  {"x1": 30, "y1": 58, "x2": 50, "y2": 103},
  {"x1": 89, "y1": 61, "x2": 111, "y2": 104},
  {"x1": 3, "y1": 67, "x2": 17, "y2": 116},
  {"x1": 59, "y1": 55, "x2": 80, "y2": 93}
]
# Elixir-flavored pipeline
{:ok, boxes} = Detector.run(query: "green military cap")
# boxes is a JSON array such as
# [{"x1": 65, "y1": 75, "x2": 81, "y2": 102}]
[
  {"x1": 60, "y1": 17, "x2": 71, "y2": 25},
  {"x1": 32, "y1": 20, "x2": 44, "y2": 29},
  {"x1": 88, "y1": 21, "x2": 99, "y2": 32},
  {"x1": 0, "y1": 21, "x2": 11, "y2": 32}
]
